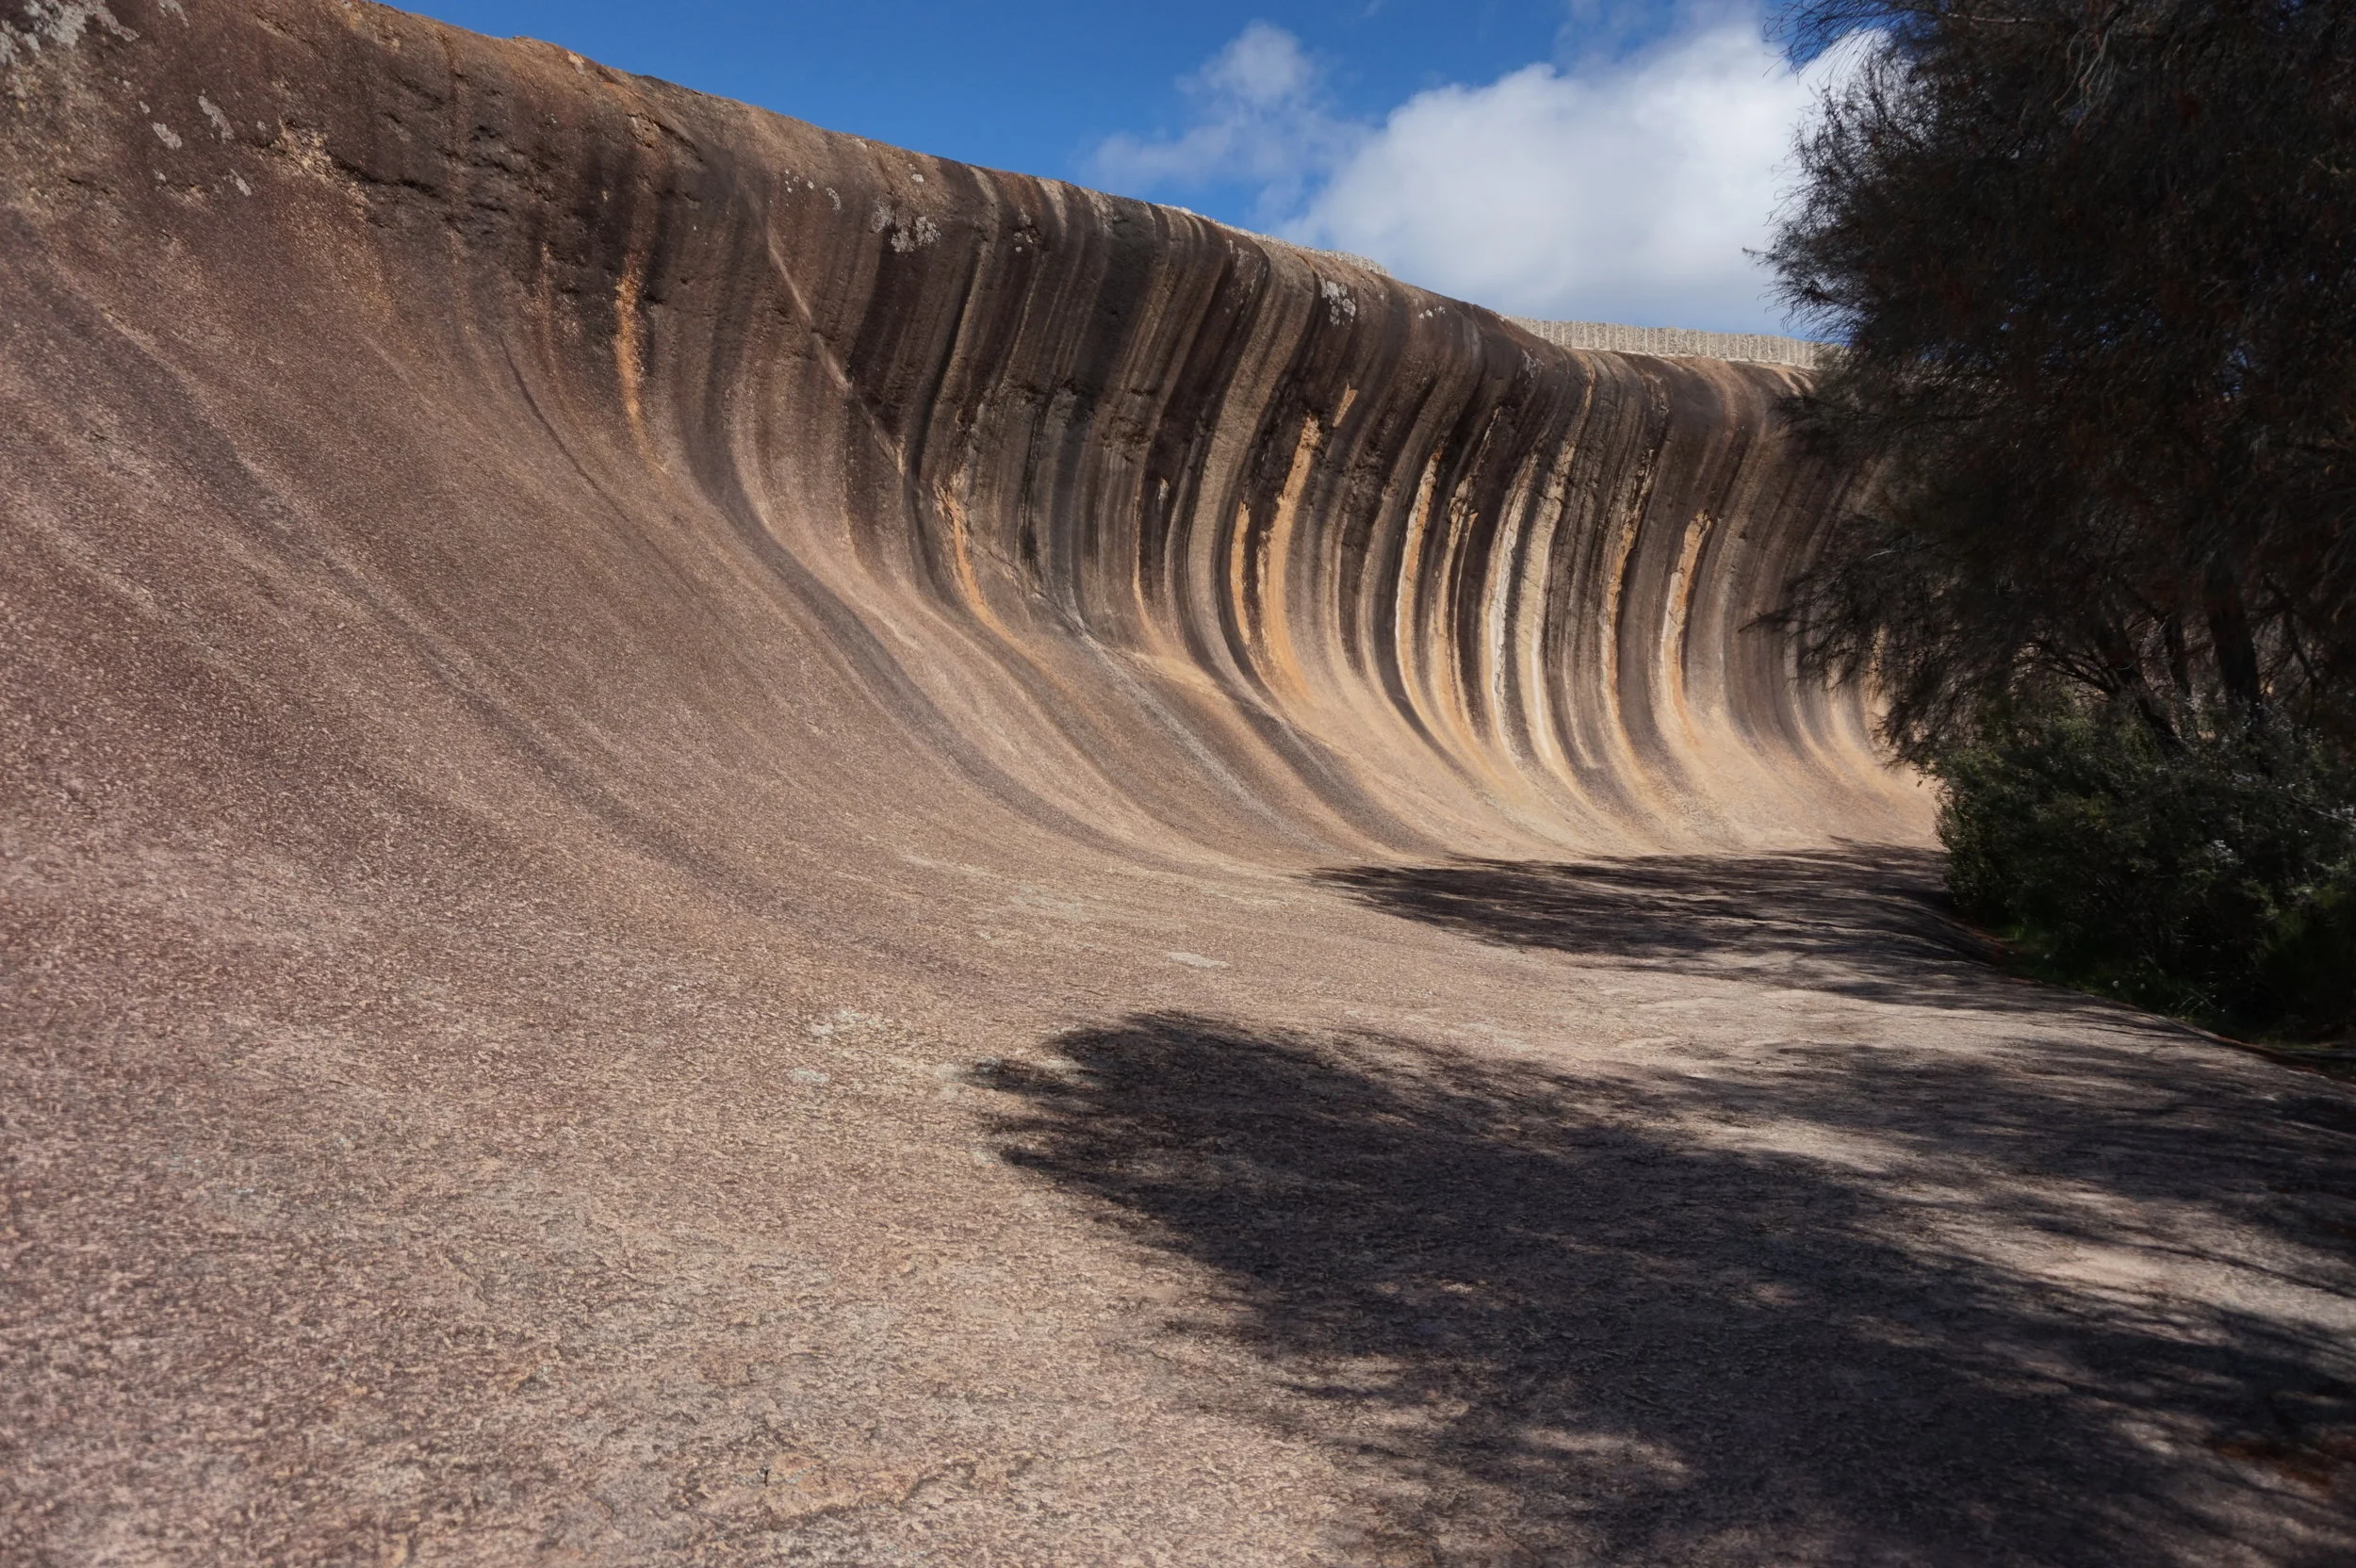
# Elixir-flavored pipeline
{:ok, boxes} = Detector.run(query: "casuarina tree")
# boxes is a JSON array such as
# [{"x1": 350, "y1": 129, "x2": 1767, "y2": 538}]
[
  {"x1": 1768, "y1": 0, "x2": 2356, "y2": 1037},
  {"x1": 1769, "y1": 0, "x2": 2356, "y2": 757}
]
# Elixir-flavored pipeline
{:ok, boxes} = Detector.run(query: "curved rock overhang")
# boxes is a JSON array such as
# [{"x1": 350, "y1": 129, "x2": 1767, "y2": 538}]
[{"x1": 1, "y1": 0, "x2": 1924, "y2": 904}]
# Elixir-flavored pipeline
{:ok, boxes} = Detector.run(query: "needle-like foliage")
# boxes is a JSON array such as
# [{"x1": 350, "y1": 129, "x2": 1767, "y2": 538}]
[{"x1": 1770, "y1": 0, "x2": 2356, "y2": 760}]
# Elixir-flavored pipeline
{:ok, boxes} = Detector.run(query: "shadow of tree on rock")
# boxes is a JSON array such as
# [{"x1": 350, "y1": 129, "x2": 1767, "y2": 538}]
[
  {"x1": 1310, "y1": 845, "x2": 2060, "y2": 1014},
  {"x1": 979, "y1": 1013, "x2": 2356, "y2": 1565}
]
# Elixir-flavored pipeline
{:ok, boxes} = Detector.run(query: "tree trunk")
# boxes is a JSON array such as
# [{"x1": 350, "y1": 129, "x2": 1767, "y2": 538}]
[{"x1": 2205, "y1": 558, "x2": 2265, "y2": 712}]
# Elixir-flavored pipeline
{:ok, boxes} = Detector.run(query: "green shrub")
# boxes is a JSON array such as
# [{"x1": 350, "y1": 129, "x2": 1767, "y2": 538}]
[{"x1": 1934, "y1": 701, "x2": 2356, "y2": 1040}]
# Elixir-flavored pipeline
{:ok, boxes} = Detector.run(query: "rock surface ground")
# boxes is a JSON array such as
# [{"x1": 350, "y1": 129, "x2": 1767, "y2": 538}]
[{"x1": 3, "y1": 3, "x2": 2352, "y2": 1564}]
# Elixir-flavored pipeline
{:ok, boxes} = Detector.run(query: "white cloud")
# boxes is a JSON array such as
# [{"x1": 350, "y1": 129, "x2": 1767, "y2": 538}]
[
  {"x1": 1092, "y1": 13, "x2": 1850, "y2": 335},
  {"x1": 1089, "y1": 23, "x2": 1364, "y2": 220}
]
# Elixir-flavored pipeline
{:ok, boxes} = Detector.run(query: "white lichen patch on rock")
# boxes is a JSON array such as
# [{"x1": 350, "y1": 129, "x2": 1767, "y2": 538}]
[
  {"x1": 870, "y1": 201, "x2": 941, "y2": 253},
  {"x1": 273, "y1": 124, "x2": 335, "y2": 180},
  {"x1": 1319, "y1": 278, "x2": 1357, "y2": 326},
  {"x1": 1, "y1": 1, "x2": 137, "y2": 68}
]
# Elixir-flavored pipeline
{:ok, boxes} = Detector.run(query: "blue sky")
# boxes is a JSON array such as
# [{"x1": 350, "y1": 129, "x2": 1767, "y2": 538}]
[{"x1": 406, "y1": 2, "x2": 1838, "y2": 334}]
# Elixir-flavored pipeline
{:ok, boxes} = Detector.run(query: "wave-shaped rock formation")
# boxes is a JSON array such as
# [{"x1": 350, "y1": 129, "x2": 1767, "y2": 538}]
[
  {"x1": 5, "y1": 0, "x2": 1922, "y2": 867},
  {"x1": 9, "y1": 5, "x2": 2353, "y2": 1565}
]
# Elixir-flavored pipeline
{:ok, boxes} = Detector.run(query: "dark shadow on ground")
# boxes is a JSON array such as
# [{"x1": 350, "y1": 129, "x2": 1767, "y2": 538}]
[
  {"x1": 979, "y1": 1014, "x2": 2356, "y2": 1565},
  {"x1": 1308, "y1": 845, "x2": 2065, "y2": 1014}
]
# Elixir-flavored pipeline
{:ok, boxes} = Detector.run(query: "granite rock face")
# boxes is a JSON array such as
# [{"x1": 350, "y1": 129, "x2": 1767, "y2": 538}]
[
  {"x1": 8, "y1": 6, "x2": 2352, "y2": 1567},
  {"x1": 3, "y1": 0, "x2": 1917, "y2": 868}
]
